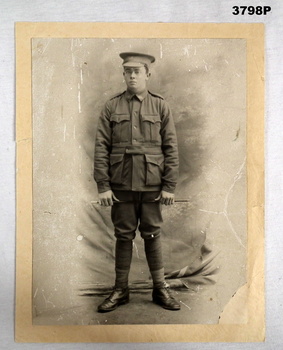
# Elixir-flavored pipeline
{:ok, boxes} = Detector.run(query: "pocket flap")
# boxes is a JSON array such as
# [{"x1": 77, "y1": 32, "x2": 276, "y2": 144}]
[
  {"x1": 110, "y1": 114, "x2": 130, "y2": 123},
  {"x1": 142, "y1": 114, "x2": 161, "y2": 124},
  {"x1": 145, "y1": 154, "x2": 164, "y2": 166},
  {"x1": 110, "y1": 154, "x2": 124, "y2": 165}
]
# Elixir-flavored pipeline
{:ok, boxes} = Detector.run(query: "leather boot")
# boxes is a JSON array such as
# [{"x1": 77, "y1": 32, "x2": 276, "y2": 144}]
[
  {"x1": 152, "y1": 284, "x2": 180, "y2": 311},
  {"x1": 97, "y1": 287, "x2": 129, "y2": 313}
]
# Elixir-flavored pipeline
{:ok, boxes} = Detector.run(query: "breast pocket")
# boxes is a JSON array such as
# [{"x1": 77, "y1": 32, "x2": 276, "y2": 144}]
[
  {"x1": 145, "y1": 154, "x2": 164, "y2": 186},
  {"x1": 110, "y1": 114, "x2": 130, "y2": 142},
  {"x1": 141, "y1": 114, "x2": 161, "y2": 142}
]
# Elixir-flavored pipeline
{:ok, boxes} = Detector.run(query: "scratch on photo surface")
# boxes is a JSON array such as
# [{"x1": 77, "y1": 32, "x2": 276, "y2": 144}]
[
  {"x1": 159, "y1": 43, "x2": 163, "y2": 59},
  {"x1": 41, "y1": 38, "x2": 51, "y2": 55},
  {"x1": 42, "y1": 290, "x2": 55, "y2": 309},
  {"x1": 59, "y1": 207, "x2": 68, "y2": 217},
  {"x1": 199, "y1": 209, "x2": 222, "y2": 215},
  {"x1": 200, "y1": 158, "x2": 246, "y2": 249},
  {"x1": 210, "y1": 159, "x2": 230, "y2": 176},
  {"x1": 183, "y1": 46, "x2": 189, "y2": 56},
  {"x1": 63, "y1": 124, "x2": 66, "y2": 142},
  {"x1": 80, "y1": 67, "x2": 83, "y2": 84},
  {"x1": 79, "y1": 151, "x2": 82, "y2": 174},
  {"x1": 78, "y1": 84, "x2": 82, "y2": 113},
  {"x1": 180, "y1": 300, "x2": 191, "y2": 310},
  {"x1": 223, "y1": 158, "x2": 246, "y2": 248},
  {"x1": 203, "y1": 60, "x2": 208, "y2": 71}
]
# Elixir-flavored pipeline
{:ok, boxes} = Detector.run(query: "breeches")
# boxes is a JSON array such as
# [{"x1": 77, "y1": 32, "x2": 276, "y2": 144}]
[{"x1": 111, "y1": 190, "x2": 163, "y2": 241}]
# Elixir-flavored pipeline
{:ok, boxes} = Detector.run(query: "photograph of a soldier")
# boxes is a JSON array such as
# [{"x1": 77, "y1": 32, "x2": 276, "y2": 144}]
[
  {"x1": 31, "y1": 37, "x2": 246, "y2": 325},
  {"x1": 93, "y1": 51, "x2": 180, "y2": 312}
]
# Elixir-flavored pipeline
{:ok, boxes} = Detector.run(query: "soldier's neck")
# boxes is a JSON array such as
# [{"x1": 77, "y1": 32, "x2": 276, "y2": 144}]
[{"x1": 127, "y1": 87, "x2": 147, "y2": 96}]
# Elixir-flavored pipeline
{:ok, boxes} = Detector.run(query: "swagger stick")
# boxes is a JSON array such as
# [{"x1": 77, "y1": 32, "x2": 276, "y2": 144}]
[{"x1": 91, "y1": 199, "x2": 190, "y2": 205}]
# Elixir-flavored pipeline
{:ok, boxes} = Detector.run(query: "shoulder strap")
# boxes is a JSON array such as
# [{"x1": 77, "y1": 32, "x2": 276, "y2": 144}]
[
  {"x1": 109, "y1": 91, "x2": 126, "y2": 100},
  {"x1": 148, "y1": 90, "x2": 164, "y2": 100}
]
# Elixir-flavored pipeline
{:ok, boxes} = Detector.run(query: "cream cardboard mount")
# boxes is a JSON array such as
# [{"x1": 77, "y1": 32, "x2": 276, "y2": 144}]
[{"x1": 16, "y1": 22, "x2": 264, "y2": 343}]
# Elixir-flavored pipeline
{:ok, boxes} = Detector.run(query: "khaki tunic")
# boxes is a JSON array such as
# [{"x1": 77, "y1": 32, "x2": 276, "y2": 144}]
[{"x1": 94, "y1": 89, "x2": 179, "y2": 193}]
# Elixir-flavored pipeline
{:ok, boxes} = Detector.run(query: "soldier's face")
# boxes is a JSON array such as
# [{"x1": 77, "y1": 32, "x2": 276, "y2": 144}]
[{"x1": 123, "y1": 66, "x2": 150, "y2": 92}]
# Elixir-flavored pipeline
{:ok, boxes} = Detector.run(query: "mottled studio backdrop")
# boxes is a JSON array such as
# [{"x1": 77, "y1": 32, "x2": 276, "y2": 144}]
[{"x1": 32, "y1": 38, "x2": 246, "y2": 324}]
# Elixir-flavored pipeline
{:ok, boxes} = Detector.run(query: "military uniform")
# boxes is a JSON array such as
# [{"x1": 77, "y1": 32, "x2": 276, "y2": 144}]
[
  {"x1": 94, "y1": 89, "x2": 178, "y2": 194},
  {"x1": 94, "y1": 52, "x2": 180, "y2": 312}
]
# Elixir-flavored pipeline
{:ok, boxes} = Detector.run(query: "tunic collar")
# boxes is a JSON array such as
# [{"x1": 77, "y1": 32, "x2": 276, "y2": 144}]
[{"x1": 125, "y1": 89, "x2": 148, "y2": 102}]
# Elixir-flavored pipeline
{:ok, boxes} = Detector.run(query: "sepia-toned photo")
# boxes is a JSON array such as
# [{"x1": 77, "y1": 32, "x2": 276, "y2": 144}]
[
  {"x1": 16, "y1": 22, "x2": 264, "y2": 343},
  {"x1": 31, "y1": 37, "x2": 246, "y2": 325}
]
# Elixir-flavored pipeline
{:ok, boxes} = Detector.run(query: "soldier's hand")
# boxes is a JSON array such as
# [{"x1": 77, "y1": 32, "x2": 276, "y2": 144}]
[
  {"x1": 98, "y1": 190, "x2": 120, "y2": 206},
  {"x1": 156, "y1": 190, "x2": 175, "y2": 205}
]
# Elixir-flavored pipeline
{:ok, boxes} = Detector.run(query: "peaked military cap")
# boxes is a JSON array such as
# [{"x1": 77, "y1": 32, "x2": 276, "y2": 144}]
[{"x1": 120, "y1": 52, "x2": 155, "y2": 68}]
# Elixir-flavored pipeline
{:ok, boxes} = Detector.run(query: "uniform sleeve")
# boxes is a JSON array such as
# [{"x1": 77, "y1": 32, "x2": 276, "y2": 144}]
[
  {"x1": 93, "y1": 101, "x2": 112, "y2": 193},
  {"x1": 160, "y1": 100, "x2": 179, "y2": 193}
]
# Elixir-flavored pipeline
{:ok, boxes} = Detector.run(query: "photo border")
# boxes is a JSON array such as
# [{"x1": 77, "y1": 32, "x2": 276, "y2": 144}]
[{"x1": 15, "y1": 22, "x2": 264, "y2": 342}]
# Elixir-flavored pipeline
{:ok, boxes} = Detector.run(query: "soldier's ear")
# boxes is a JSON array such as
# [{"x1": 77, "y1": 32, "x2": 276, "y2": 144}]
[{"x1": 147, "y1": 72, "x2": 151, "y2": 78}]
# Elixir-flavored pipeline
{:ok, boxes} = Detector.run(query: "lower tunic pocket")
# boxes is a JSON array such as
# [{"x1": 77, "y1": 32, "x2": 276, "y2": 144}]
[
  {"x1": 145, "y1": 154, "x2": 164, "y2": 186},
  {"x1": 109, "y1": 154, "x2": 124, "y2": 184}
]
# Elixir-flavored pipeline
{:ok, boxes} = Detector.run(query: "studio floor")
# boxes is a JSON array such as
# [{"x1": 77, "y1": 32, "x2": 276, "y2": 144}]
[{"x1": 33, "y1": 284, "x2": 225, "y2": 326}]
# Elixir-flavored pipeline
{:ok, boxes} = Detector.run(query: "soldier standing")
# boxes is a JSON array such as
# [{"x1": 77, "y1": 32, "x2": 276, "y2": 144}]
[{"x1": 94, "y1": 51, "x2": 180, "y2": 312}]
